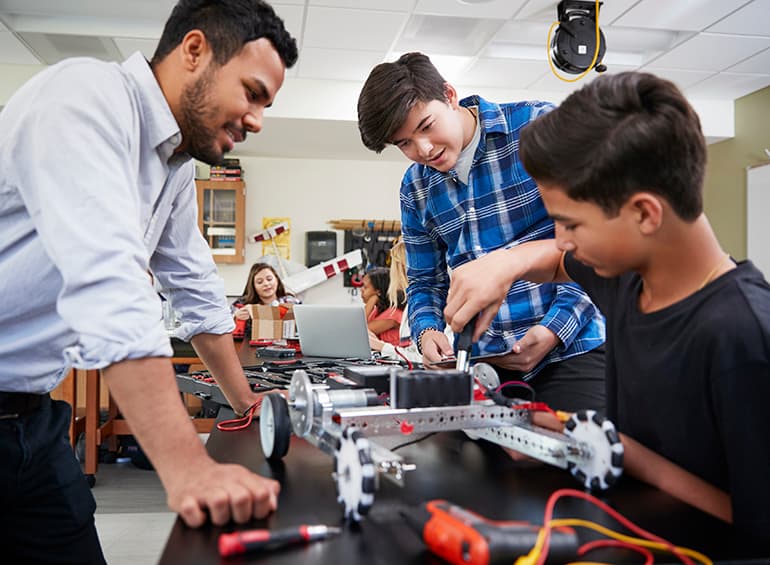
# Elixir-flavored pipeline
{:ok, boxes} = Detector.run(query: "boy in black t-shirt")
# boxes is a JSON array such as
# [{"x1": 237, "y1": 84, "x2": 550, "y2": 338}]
[{"x1": 443, "y1": 71, "x2": 770, "y2": 549}]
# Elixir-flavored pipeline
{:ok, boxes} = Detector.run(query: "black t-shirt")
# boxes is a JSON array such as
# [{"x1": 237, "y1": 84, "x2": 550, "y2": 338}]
[{"x1": 565, "y1": 254, "x2": 770, "y2": 544}]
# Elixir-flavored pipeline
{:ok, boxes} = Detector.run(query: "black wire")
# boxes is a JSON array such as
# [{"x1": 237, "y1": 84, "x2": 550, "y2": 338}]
[{"x1": 391, "y1": 432, "x2": 436, "y2": 451}]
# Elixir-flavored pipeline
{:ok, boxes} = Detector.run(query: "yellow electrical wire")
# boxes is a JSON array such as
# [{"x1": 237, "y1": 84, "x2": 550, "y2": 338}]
[
  {"x1": 517, "y1": 518, "x2": 713, "y2": 565},
  {"x1": 546, "y1": 0, "x2": 601, "y2": 82},
  {"x1": 550, "y1": 519, "x2": 712, "y2": 564}
]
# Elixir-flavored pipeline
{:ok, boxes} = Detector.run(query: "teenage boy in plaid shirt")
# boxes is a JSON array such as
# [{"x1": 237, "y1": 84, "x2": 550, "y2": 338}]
[{"x1": 357, "y1": 52, "x2": 606, "y2": 412}]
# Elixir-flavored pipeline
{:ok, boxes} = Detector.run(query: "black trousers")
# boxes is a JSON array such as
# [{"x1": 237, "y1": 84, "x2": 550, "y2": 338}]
[
  {"x1": 0, "y1": 396, "x2": 106, "y2": 564},
  {"x1": 494, "y1": 346, "x2": 606, "y2": 413}
]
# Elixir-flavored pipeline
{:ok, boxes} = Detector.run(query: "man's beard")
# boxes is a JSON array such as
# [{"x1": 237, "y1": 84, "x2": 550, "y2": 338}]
[{"x1": 179, "y1": 68, "x2": 226, "y2": 165}]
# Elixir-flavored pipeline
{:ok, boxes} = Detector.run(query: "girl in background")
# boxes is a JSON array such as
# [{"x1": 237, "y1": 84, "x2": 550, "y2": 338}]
[
  {"x1": 361, "y1": 267, "x2": 405, "y2": 346},
  {"x1": 233, "y1": 263, "x2": 300, "y2": 335},
  {"x1": 367, "y1": 238, "x2": 434, "y2": 363}
]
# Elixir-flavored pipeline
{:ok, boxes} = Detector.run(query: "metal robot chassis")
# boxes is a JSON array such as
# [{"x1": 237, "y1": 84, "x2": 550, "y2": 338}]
[{"x1": 259, "y1": 364, "x2": 624, "y2": 522}]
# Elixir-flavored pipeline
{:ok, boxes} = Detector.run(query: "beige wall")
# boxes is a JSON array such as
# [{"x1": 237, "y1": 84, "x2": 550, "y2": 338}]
[
  {"x1": 704, "y1": 86, "x2": 770, "y2": 259},
  {"x1": 214, "y1": 155, "x2": 406, "y2": 297}
]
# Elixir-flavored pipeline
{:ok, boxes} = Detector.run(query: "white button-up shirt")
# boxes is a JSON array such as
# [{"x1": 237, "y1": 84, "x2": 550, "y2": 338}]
[{"x1": 0, "y1": 52, "x2": 234, "y2": 393}]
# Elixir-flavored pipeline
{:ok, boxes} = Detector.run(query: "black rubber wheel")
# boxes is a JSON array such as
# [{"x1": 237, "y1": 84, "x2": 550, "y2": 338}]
[{"x1": 260, "y1": 394, "x2": 291, "y2": 460}]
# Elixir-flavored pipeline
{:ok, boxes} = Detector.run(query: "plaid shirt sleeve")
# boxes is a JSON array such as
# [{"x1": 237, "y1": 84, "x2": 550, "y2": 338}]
[
  {"x1": 400, "y1": 175, "x2": 449, "y2": 341},
  {"x1": 538, "y1": 282, "x2": 603, "y2": 352}
]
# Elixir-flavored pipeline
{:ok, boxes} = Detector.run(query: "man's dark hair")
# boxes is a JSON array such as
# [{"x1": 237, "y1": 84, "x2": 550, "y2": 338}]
[
  {"x1": 520, "y1": 72, "x2": 706, "y2": 221},
  {"x1": 357, "y1": 52, "x2": 448, "y2": 153},
  {"x1": 152, "y1": 0, "x2": 297, "y2": 69}
]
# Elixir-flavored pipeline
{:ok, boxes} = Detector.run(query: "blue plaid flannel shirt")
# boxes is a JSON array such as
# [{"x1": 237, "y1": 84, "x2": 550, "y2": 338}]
[{"x1": 400, "y1": 95, "x2": 605, "y2": 378}]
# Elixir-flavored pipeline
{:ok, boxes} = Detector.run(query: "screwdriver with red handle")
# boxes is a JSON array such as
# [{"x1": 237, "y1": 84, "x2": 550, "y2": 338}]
[{"x1": 218, "y1": 524, "x2": 342, "y2": 557}]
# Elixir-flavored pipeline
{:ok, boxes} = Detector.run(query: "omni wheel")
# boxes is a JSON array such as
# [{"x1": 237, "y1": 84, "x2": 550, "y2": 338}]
[
  {"x1": 260, "y1": 393, "x2": 291, "y2": 461},
  {"x1": 564, "y1": 410, "x2": 624, "y2": 490},
  {"x1": 333, "y1": 428, "x2": 376, "y2": 522}
]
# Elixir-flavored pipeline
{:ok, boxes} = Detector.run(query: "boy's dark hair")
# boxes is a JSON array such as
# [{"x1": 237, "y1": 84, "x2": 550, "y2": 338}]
[
  {"x1": 358, "y1": 52, "x2": 448, "y2": 153},
  {"x1": 520, "y1": 72, "x2": 706, "y2": 221},
  {"x1": 152, "y1": 0, "x2": 298, "y2": 69},
  {"x1": 366, "y1": 267, "x2": 405, "y2": 313}
]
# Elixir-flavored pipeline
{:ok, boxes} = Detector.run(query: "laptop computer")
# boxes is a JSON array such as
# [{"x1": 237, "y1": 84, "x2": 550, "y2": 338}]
[{"x1": 293, "y1": 304, "x2": 372, "y2": 360}]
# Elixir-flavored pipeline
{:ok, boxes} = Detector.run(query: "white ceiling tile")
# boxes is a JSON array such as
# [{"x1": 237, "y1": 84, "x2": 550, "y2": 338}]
[
  {"x1": 492, "y1": 19, "x2": 554, "y2": 45},
  {"x1": 595, "y1": 0, "x2": 644, "y2": 25},
  {"x1": 308, "y1": 0, "x2": 414, "y2": 10},
  {"x1": 614, "y1": 0, "x2": 750, "y2": 32},
  {"x1": 2, "y1": 14, "x2": 163, "y2": 39},
  {"x1": 603, "y1": 26, "x2": 683, "y2": 53},
  {"x1": 272, "y1": 4, "x2": 304, "y2": 43},
  {"x1": 685, "y1": 72, "x2": 770, "y2": 99},
  {"x1": 19, "y1": 32, "x2": 123, "y2": 64},
  {"x1": 275, "y1": 0, "x2": 305, "y2": 4},
  {"x1": 707, "y1": 0, "x2": 770, "y2": 36},
  {"x1": 649, "y1": 33, "x2": 770, "y2": 71},
  {"x1": 396, "y1": 14, "x2": 504, "y2": 57},
  {"x1": 639, "y1": 67, "x2": 718, "y2": 90},
  {"x1": 458, "y1": 58, "x2": 550, "y2": 89},
  {"x1": 415, "y1": 0, "x2": 526, "y2": 20},
  {"x1": 0, "y1": 0, "x2": 176, "y2": 20},
  {"x1": 0, "y1": 31, "x2": 41, "y2": 64},
  {"x1": 513, "y1": 0, "x2": 562, "y2": 22},
  {"x1": 113, "y1": 37, "x2": 158, "y2": 61},
  {"x1": 297, "y1": 47, "x2": 384, "y2": 82},
  {"x1": 728, "y1": 47, "x2": 770, "y2": 73},
  {"x1": 303, "y1": 7, "x2": 407, "y2": 51}
]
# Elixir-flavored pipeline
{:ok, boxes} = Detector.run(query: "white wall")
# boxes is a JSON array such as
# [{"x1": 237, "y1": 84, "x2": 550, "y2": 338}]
[{"x1": 214, "y1": 155, "x2": 408, "y2": 301}]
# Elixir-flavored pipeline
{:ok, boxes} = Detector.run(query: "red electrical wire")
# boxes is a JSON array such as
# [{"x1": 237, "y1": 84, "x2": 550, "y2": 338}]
[
  {"x1": 216, "y1": 398, "x2": 262, "y2": 431},
  {"x1": 535, "y1": 489, "x2": 695, "y2": 565},
  {"x1": 511, "y1": 401, "x2": 559, "y2": 419},
  {"x1": 394, "y1": 346, "x2": 414, "y2": 369},
  {"x1": 578, "y1": 539, "x2": 654, "y2": 565}
]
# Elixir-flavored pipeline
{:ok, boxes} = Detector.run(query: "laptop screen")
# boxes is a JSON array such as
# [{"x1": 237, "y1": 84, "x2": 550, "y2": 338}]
[{"x1": 292, "y1": 304, "x2": 372, "y2": 359}]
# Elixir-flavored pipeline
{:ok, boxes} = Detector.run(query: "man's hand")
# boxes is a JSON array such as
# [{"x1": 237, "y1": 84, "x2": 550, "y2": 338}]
[
  {"x1": 102, "y1": 358, "x2": 281, "y2": 528},
  {"x1": 420, "y1": 330, "x2": 454, "y2": 367},
  {"x1": 489, "y1": 325, "x2": 560, "y2": 373},
  {"x1": 445, "y1": 248, "x2": 516, "y2": 340},
  {"x1": 234, "y1": 307, "x2": 250, "y2": 321},
  {"x1": 167, "y1": 458, "x2": 280, "y2": 527}
]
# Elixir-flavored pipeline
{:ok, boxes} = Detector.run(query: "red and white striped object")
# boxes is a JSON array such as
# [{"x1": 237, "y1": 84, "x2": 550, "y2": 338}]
[
  {"x1": 284, "y1": 249, "x2": 363, "y2": 294},
  {"x1": 250, "y1": 221, "x2": 289, "y2": 243}
]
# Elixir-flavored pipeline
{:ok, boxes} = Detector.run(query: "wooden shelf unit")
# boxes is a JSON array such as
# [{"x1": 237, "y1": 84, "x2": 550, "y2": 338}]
[{"x1": 195, "y1": 179, "x2": 246, "y2": 264}]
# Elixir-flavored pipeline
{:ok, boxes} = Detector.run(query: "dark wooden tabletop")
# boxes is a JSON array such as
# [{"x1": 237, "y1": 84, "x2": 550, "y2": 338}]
[{"x1": 158, "y1": 397, "x2": 770, "y2": 565}]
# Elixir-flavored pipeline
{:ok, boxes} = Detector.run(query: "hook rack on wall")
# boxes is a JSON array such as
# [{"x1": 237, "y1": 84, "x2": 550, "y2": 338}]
[{"x1": 328, "y1": 219, "x2": 401, "y2": 286}]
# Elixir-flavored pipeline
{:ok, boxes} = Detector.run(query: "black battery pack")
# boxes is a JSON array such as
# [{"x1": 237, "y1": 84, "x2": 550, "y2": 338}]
[
  {"x1": 256, "y1": 346, "x2": 296, "y2": 358},
  {"x1": 343, "y1": 365, "x2": 392, "y2": 394}
]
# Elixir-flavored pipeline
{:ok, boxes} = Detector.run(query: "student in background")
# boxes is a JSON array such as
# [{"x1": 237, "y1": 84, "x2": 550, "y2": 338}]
[
  {"x1": 233, "y1": 262, "x2": 300, "y2": 329},
  {"x1": 0, "y1": 0, "x2": 297, "y2": 561},
  {"x1": 369, "y1": 237, "x2": 425, "y2": 362},
  {"x1": 444, "y1": 71, "x2": 770, "y2": 549},
  {"x1": 357, "y1": 52, "x2": 605, "y2": 412},
  {"x1": 362, "y1": 267, "x2": 406, "y2": 346}
]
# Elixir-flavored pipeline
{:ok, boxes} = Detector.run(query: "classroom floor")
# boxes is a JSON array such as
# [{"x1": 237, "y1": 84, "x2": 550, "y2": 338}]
[{"x1": 90, "y1": 435, "x2": 209, "y2": 564}]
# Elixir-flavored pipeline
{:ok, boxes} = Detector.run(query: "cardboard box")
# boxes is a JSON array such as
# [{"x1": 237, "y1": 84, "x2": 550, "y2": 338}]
[{"x1": 246, "y1": 304, "x2": 296, "y2": 340}]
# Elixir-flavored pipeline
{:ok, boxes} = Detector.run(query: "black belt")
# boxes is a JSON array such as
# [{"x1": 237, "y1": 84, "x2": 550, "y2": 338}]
[{"x1": 0, "y1": 391, "x2": 49, "y2": 418}]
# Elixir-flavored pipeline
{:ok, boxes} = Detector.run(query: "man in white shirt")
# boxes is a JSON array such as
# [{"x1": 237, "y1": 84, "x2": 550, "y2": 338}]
[{"x1": 0, "y1": 1, "x2": 297, "y2": 561}]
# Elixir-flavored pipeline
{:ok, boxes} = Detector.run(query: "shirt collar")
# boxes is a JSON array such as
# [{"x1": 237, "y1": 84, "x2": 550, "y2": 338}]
[
  {"x1": 121, "y1": 52, "x2": 187, "y2": 163},
  {"x1": 460, "y1": 94, "x2": 510, "y2": 137}
]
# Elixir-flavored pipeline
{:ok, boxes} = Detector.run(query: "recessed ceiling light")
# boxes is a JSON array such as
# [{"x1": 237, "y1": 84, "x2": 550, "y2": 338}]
[{"x1": 456, "y1": 0, "x2": 494, "y2": 4}]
